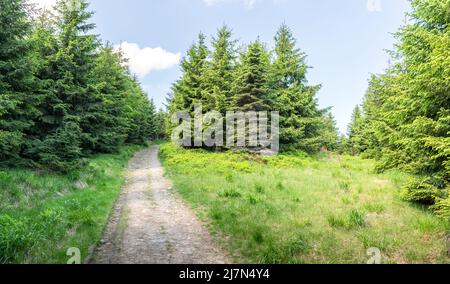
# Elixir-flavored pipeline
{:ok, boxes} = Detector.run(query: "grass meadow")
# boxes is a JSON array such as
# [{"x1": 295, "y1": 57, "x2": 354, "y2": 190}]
[{"x1": 160, "y1": 143, "x2": 450, "y2": 264}]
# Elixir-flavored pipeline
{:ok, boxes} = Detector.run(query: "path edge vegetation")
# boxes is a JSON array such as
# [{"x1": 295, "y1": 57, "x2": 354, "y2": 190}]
[
  {"x1": 0, "y1": 144, "x2": 144, "y2": 264},
  {"x1": 160, "y1": 142, "x2": 450, "y2": 264}
]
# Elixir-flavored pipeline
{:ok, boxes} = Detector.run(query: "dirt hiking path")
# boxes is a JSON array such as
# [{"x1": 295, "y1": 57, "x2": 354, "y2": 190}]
[{"x1": 91, "y1": 146, "x2": 229, "y2": 264}]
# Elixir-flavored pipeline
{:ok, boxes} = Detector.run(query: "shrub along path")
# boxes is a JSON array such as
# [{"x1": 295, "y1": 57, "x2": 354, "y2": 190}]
[{"x1": 91, "y1": 146, "x2": 229, "y2": 264}]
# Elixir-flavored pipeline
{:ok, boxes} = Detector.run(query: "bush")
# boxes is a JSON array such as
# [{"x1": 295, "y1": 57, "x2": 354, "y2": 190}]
[
  {"x1": 37, "y1": 120, "x2": 83, "y2": 172},
  {"x1": 0, "y1": 131, "x2": 23, "y2": 165},
  {"x1": 402, "y1": 178, "x2": 448, "y2": 205},
  {"x1": 432, "y1": 197, "x2": 450, "y2": 220}
]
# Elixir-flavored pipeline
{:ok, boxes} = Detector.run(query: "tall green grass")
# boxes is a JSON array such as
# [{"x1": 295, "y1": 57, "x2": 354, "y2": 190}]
[
  {"x1": 0, "y1": 145, "x2": 142, "y2": 264},
  {"x1": 160, "y1": 143, "x2": 450, "y2": 264}
]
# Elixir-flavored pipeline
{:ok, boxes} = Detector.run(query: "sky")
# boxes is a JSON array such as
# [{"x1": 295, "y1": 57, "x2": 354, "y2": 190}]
[{"x1": 31, "y1": 0, "x2": 410, "y2": 133}]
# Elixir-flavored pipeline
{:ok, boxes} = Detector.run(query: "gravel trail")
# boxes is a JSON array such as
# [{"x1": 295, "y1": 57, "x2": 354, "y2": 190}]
[{"x1": 91, "y1": 146, "x2": 229, "y2": 264}]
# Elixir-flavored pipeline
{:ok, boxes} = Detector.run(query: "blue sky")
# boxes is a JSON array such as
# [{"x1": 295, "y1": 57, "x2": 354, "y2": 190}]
[{"x1": 33, "y1": 0, "x2": 410, "y2": 133}]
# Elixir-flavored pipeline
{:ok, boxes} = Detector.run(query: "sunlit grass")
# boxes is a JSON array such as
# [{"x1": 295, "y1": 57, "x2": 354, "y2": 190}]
[{"x1": 160, "y1": 143, "x2": 450, "y2": 264}]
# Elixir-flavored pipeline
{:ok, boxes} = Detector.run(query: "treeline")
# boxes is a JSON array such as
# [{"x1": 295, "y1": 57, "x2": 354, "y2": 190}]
[
  {"x1": 167, "y1": 25, "x2": 338, "y2": 153},
  {"x1": 0, "y1": 0, "x2": 162, "y2": 172},
  {"x1": 347, "y1": 0, "x2": 450, "y2": 218}
]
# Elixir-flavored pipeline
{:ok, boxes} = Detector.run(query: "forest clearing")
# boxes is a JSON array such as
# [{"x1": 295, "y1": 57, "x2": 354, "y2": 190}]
[{"x1": 160, "y1": 143, "x2": 450, "y2": 264}]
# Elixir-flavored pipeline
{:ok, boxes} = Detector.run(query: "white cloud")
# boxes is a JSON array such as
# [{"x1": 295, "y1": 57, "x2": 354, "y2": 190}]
[
  {"x1": 114, "y1": 42, "x2": 181, "y2": 78},
  {"x1": 203, "y1": 0, "x2": 285, "y2": 9}
]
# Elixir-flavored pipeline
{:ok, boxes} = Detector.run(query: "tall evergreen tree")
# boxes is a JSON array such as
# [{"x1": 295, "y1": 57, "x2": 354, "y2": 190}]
[
  {"x1": 270, "y1": 24, "x2": 308, "y2": 89},
  {"x1": 88, "y1": 45, "x2": 129, "y2": 153},
  {"x1": 0, "y1": 0, "x2": 158, "y2": 172},
  {"x1": 319, "y1": 109, "x2": 339, "y2": 151},
  {"x1": 269, "y1": 24, "x2": 328, "y2": 152},
  {"x1": 30, "y1": 0, "x2": 100, "y2": 170},
  {"x1": 167, "y1": 33, "x2": 209, "y2": 141},
  {"x1": 358, "y1": 0, "x2": 450, "y2": 216},
  {"x1": 153, "y1": 109, "x2": 167, "y2": 140},
  {"x1": 56, "y1": 0, "x2": 100, "y2": 152},
  {"x1": 347, "y1": 105, "x2": 364, "y2": 155},
  {"x1": 123, "y1": 82, "x2": 155, "y2": 144},
  {"x1": 202, "y1": 26, "x2": 237, "y2": 113},
  {"x1": 0, "y1": 0, "x2": 38, "y2": 164},
  {"x1": 232, "y1": 40, "x2": 271, "y2": 112},
  {"x1": 170, "y1": 34, "x2": 209, "y2": 114},
  {"x1": 361, "y1": 0, "x2": 450, "y2": 174}
]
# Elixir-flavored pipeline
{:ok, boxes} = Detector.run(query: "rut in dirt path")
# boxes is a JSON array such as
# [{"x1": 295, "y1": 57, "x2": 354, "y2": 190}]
[{"x1": 91, "y1": 146, "x2": 230, "y2": 264}]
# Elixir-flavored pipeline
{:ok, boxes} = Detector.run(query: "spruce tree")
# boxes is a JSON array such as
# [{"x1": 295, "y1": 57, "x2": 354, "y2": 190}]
[
  {"x1": 358, "y1": 0, "x2": 450, "y2": 215},
  {"x1": 0, "y1": 0, "x2": 158, "y2": 171},
  {"x1": 202, "y1": 26, "x2": 237, "y2": 113},
  {"x1": 168, "y1": 33, "x2": 209, "y2": 141},
  {"x1": 32, "y1": 0, "x2": 100, "y2": 170},
  {"x1": 153, "y1": 109, "x2": 167, "y2": 140},
  {"x1": 123, "y1": 80, "x2": 155, "y2": 144},
  {"x1": 170, "y1": 34, "x2": 209, "y2": 114},
  {"x1": 318, "y1": 109, "x2": 339, "y2": 151},
  {"x1": 89, "y1": 45, "x2": 129, "y2": 153},
  {"x1": 232, "y1": 40, "x2": 271, "y2": 112},
  {"x1": 360, "y1": 0, "x2": 450, "y2": 174},
  {"x1": 0, "y1": 0, "x2": 38, "y2": 164},
  {"x1": 269, "y1": 24, "x2": 326, "y2": 152},
  {"x1": 270, "y1": 24, "x2": 308, "y2": 89},
  {"x1": 56, "y1": 0, "x2": 100, "y2": 152},
  {"x1": 347, "y1": 105, "x2": 364, "y2": 155}
]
